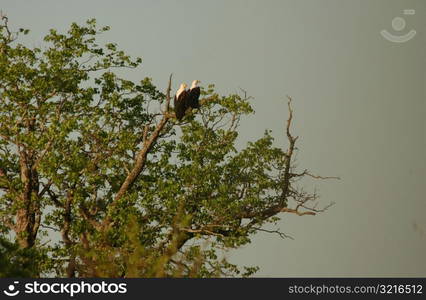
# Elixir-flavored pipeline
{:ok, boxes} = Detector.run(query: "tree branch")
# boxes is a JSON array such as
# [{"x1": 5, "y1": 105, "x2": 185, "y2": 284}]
[
  {"x1": 251, "y1": 227, "x2": 294, "y2": 240},
  {"x1": 291, "y1": 169, "x2": 341, "y2": 180},
  {"x1": 104, "y1": 75, "x2": 173, "y2": 226}
]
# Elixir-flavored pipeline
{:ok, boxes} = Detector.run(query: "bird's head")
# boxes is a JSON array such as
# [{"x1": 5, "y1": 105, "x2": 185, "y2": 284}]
[
  {"x1": 191, "y1": 80, "x2": 200, "y2": 88},
  {"x1": 176, "y1": 83, "x2": 187, "y2": 98}
]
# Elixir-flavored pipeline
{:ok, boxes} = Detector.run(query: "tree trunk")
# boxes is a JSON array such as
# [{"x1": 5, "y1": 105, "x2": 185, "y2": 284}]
[{"x1": 15, "y1": 151, "x2": 40, "y2": 248}]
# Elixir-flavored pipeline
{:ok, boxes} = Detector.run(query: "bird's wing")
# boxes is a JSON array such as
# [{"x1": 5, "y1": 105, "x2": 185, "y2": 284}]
[{"x1": 189, "y1": 87, "x2": 201, "y2": 108}]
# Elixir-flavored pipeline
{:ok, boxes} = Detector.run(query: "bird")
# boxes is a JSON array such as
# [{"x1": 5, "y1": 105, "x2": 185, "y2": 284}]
[
  {"x1": 174, "y1": 83, "x2": 189, "y2": 121},
  {"x1": 186, "y1": 80, "x2": 201, "y2": 109}
]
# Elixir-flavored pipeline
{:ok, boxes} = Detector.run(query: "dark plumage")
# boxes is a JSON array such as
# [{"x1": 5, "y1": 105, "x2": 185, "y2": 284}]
[
  {"x1": 187, "y1": 85, "x2": 200, "y2": 109},
  {"x1": 174, "y1": 80, "x2": 201, "y2": 121},
  {"x1": 174, "y1": 83, "x2": 188, "y2": 121},
  {"x1": 187, "y1": 80, "x2": 201, "y2": 110}
]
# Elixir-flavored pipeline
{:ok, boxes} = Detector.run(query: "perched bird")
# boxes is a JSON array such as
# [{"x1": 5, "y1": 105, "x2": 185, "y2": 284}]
[
  {"x1": 186, "y1": 80, "x2": 201, "y2": 109},
  {"x1": 174, "y1": 83, "x2": 188, "y2": 121}
]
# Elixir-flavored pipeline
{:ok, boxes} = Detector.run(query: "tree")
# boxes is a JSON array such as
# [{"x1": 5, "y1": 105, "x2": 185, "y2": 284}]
[{"x1": 0, "y1": 15, "x2": 337, "y2": 278}]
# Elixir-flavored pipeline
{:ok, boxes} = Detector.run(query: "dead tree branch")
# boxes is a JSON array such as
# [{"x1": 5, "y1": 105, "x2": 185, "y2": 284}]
[{"x1": 251, "y1": 227, "x2": 294, "y2": 240}]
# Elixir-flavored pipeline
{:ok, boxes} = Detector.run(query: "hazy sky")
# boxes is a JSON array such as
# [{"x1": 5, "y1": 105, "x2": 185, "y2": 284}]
[{"x1": 2, "y1": 0, "x2": 425, "y2": 276}]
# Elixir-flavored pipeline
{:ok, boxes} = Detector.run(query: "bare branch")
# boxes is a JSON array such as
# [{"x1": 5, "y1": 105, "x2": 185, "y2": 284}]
[
  {"x1": 0, "y1": 12, "x2": 16, "y2": 43},
  {"x1": 165, "y1": 73, "x2": 173, "y2": 112},
  {"x1": 235, "y1": 96, "x2": 336, "y2": 230},
  {"x1": 251, "y1": 227, "x2": 294, "y2": 240},
  {"x1": 291, "y1": 169, "x2": 341, "y2": 180},
  {"x1": 280, "y1": 207, "x2": 316, "y2": 216}
]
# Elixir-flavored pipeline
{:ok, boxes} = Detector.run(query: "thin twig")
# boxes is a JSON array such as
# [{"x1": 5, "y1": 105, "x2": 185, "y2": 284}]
[{"x1": 251, "y1": 227, "x2": 294, "y2": 240}]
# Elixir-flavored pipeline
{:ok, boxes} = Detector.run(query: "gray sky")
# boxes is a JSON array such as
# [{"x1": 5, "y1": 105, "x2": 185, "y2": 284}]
[{"x1": 2, "y1": 0, "x2": 425, "y2": 276}]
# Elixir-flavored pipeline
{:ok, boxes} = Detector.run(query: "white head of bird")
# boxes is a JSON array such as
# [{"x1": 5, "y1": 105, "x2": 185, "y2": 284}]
[
  {"x1": 176, "y1": 83, "x2": 188, "y2": 98},
  {"x1": 191, "y1": 80, "x2": 200, "y2": 89}
]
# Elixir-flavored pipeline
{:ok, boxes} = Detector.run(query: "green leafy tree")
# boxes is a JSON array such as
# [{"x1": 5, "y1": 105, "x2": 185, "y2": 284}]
[{"x1": 0, "y1": 15, "x2": 336, "y2": 277}]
